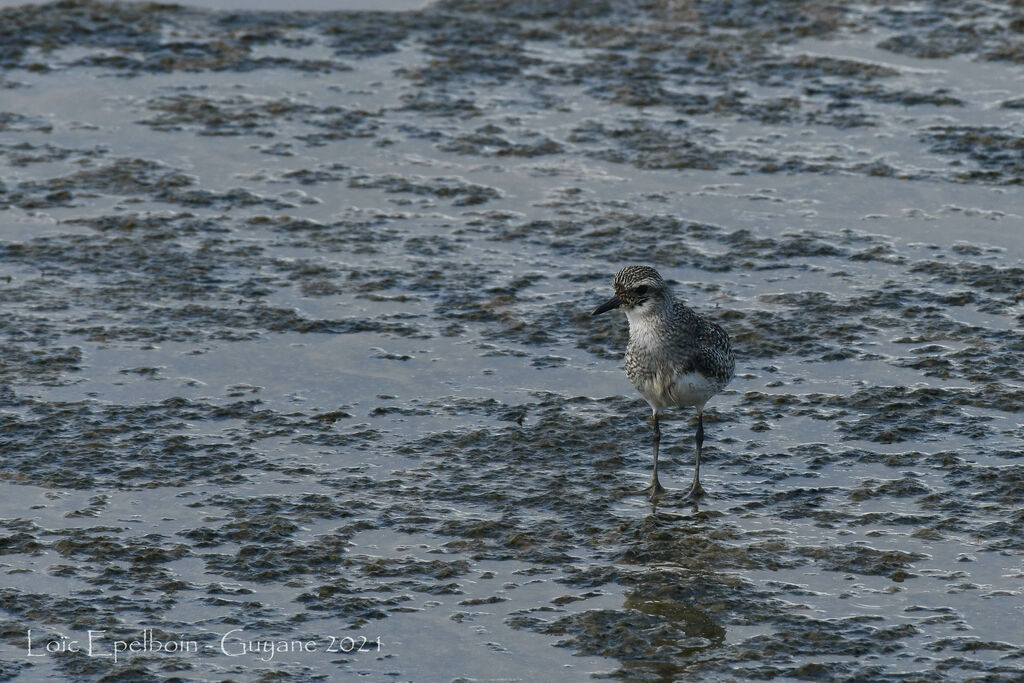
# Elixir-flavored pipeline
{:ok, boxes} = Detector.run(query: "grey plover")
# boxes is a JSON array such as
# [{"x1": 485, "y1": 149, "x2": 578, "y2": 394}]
[{"x1": 593, "y1": 265, "x2": 734, "y2": 500}]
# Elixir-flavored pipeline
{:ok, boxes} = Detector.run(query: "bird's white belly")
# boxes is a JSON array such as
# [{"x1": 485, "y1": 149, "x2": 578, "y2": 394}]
[{"x1": 640, "y1": 371, "x2": 720, "y2": 413}]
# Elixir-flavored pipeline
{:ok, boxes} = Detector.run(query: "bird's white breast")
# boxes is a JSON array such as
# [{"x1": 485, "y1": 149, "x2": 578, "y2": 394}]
[
  {"x1": 668, "y1": 371, "x2": 720, "y2": 409},
  {"x1": 634, "y1": 369, "x2": 718, "y2": 413},
  {"x1": 624, "y1": 306, "x2": 659, "y2": 345},
  {"x1": 625, "y1": 306, "x2": 720, "y2": 413}
]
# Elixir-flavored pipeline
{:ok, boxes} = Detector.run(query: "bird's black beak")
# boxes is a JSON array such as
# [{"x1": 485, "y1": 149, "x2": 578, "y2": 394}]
[{"x1": 592, "y1": 294, "x2": 621, "y2": 316}]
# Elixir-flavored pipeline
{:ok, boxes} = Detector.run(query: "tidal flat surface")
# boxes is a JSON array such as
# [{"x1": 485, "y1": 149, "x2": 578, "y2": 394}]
[{"x1": 0, "y1": 0, "x2": 1022, "y2": 680}]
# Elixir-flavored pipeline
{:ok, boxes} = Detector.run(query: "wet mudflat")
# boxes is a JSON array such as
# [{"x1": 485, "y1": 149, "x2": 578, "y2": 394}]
[{"x1": 0, "y1": 0, "x2": 1022, "y2": 680}]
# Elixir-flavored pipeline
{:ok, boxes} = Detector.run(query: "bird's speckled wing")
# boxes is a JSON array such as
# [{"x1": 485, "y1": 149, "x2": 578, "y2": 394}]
[{"x1": 691, "y1": 318, "x2": 735, "y2": 384}]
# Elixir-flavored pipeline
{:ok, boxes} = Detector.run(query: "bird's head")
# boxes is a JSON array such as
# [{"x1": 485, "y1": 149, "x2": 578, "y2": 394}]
[{"x1": 592, "y1": 265, "x2": 669, "y2": 317}]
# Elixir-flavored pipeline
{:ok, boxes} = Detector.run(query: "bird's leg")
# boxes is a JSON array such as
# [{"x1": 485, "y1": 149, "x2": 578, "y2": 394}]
[
  {"x1": 641, "y1": 412, "x2": 666, "y2": 499},
  {"x1": 684, "y1": 409, "x2": 706, "y2": 500}
]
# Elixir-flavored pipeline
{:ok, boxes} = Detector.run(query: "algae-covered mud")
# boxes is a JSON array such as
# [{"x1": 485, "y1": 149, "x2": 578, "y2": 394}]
[{"x1": 1, "y1": 0, "x2": 1022, "y2": 680}]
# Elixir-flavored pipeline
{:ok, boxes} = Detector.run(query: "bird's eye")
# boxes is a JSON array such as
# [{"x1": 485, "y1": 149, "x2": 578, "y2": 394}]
[{"x1": 635, "y1": 285, "x2": 649, "y2": 296}]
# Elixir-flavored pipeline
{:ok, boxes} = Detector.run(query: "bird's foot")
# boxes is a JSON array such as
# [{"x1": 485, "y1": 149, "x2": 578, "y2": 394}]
[
  {"x1": 682, "y1": 481, "x2": 705, "y2": 501},
  {"x1": 638, "y1": 480, "x2": 666, "y2": 501}
]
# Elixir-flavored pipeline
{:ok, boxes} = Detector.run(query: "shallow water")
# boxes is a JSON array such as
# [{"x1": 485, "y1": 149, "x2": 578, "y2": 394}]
[{"x1": 0, "y1": 0, "x2": 1022, "y2": 680}]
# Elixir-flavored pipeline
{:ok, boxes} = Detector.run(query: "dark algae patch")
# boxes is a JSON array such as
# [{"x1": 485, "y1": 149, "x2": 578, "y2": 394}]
[{"x1": 0, "y1": 0, "x2": 1023, "y2": 680}]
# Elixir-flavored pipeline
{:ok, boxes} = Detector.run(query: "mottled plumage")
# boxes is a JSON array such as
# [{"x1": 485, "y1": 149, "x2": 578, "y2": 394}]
[{"x1": 593, "y1": 264, "x2": 734, "y2": 500}]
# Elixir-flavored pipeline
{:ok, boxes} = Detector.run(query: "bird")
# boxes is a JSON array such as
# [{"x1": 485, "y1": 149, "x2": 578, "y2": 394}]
[{"x1": 592, "y1": 265, "x2": 734, "y2": 501}]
